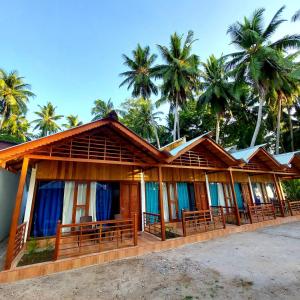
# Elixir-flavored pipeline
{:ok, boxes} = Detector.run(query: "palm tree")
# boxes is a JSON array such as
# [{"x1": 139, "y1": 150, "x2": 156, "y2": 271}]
[
  {"x1": 0, "y1": 69, "x2": 34, "y2": 130},
  {"x1": 91, "y1": 98, "x2": 114, "y2": 121},
  {"x1": 155, "y1": 31, "x2": 199, "y2": 142},
  {"x1": 119, "y1": 98, "x2": 163, "y2": 145},
  {"x1": 32, "y1": 102, "x2": 63, "y2": 137},
  {"x1": 63, "y1": 115, "x2": 83, "y2": 129},
  {"x1": 1, "y1": 113, "x2": 30, "y2": 141},
  {"x1": 119, "y1": 44, "x2": 161, "y2": 147},
  {"x1": 198, "y1": 55, "x2": 233, "y2": 144},
  {"x1": 226, "y1": 6, "x2": 300, "y2": 147}
]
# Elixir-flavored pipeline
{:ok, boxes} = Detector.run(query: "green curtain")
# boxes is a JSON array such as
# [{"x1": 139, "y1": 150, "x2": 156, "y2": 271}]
[
  {"x1": 234, "y1": 183, "x2": 244, "y2": 209},
  {"x1": 177, "y1": 183, "x2": 190, "y2": 219},
  {"x1": 209, "y1": 183, "x2": 219, "y2": 206},
  {"x1": 145, "y1": 182, "x2": 159, "y2": 214}
]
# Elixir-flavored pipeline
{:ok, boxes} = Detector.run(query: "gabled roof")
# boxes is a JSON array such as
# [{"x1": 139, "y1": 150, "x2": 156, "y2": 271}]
[
  {"x1": 274, "y1": 151, "x2": 300, "y2": 166},
  {"x1": 166, "y1": 133, "x2": 240, "y2": 166},
  {"x1": 230, "y1": 144, "x2": 283, "y2": 171},
  {"x1": 0, "y1": 117, "x2": 169, "y2": 164},
  {"x1": 230, "y1": 144, "x2": 267, "y2": 162}
]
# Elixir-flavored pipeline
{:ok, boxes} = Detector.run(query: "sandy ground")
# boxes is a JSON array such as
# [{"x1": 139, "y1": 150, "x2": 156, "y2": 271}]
[{"x1": 1, "y1": 222, "x2": 300, "y2": 300}]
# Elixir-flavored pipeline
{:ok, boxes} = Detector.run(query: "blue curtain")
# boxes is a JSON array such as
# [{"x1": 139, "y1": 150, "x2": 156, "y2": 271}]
[
  {"x1": 146, "y1": 182, "x2": 159, "y2": 214},
  {"x1": 209, "y1": 183, "x2": 219, "y2": 206},
  {"x1": 32, "y1": 181, "x2": 64, "y2": 237},
  {"x1": 187, "y1": 183, "x2": 196, "y2": 211},
  {"x1": 234, "y1": 183, "x2": 244, "y2": 209},
  {"x1": 96, "y1": 183, "x2": 112, "y2": 221},
  {"x1": 177, "y1": 183, "x2": 190, "y2": 219}
]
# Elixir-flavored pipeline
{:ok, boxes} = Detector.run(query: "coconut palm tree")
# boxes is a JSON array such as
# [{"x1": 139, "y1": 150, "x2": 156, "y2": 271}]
[
  {"x1": 119, "y1": 98, "x2": 163, "y2": 145},
  {"x1": 91, "y1": 98, "x2": 114, "y2": 121},
  {"x1": 0, "y1": 69, "x2": 34, "y2": 130},
  {"x1": 32, "y1": 102, "x2": 63, "y2": 137},
  {"x1": 226, "y1": 6, "x2": 300, "y2": 147},
  {"x1": 63, "y1": 115, "x2": 83, "y2": 129},
  {"x1": 198, "y1": 55, "x2": 233, "y2": 144},
  {"x1": 119, "y1": 44, "x2": 161, "y2": 147},
  {"x1": 1, "y1": 113, "x2": 30, "y2": 141},
  {"x1": 155, "y1": 31, "x2": 199, "y2": 141}
]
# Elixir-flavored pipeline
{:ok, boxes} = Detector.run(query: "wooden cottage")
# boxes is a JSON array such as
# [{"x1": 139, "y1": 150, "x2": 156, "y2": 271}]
[{"x1": 0, "y1": 116, "x2": 299, "y2": 270}]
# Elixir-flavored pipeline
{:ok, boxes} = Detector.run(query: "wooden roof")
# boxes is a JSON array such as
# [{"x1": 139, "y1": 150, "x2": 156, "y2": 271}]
[{"x1": 0, "y1": 117, "x2": 169, "y2": 166}]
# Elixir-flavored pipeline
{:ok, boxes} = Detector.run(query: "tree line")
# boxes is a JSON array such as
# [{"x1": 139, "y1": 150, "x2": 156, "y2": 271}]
[{"x1": 0, "y1": 6, "x2": 299, "y2": 155}]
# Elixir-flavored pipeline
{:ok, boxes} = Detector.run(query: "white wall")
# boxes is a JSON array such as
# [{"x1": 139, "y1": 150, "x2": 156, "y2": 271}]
[{"x1": 0, "y1": 169, "x2": 19, "y2": 242}]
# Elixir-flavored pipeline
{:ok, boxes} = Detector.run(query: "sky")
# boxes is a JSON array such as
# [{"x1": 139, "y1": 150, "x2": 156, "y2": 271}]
[{"x1": 0, "y1": 0, "x2": 299, "y2": 128}]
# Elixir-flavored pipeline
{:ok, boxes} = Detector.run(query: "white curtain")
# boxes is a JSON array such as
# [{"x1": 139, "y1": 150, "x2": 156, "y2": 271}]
[
  {"x1": 217, "y1": 183, "x2": 225, "y2": 206},
  {"x1": 62, "y1": 182, "x2": 75, "y2": 229},
  {"x1": 89, "y1": 182, "x2": 97, "y2": 221},
  {"x1": 162, "y1": 183, "x2": 169, "y2": 222}
]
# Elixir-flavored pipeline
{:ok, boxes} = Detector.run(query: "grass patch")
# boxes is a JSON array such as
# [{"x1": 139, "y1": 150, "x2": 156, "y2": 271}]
[{"x1": 17, "y1": 249, "x2": 54, "y2": 267}]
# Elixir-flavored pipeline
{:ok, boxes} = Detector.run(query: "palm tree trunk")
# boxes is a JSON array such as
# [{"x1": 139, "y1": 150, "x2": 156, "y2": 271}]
[
  {"x1": 215, "y1": 113, "x2": 220, "y2": 144},
  {"x1": 150, "y1": 114, "x2": 161, "y2": 149},
  {"x1": 250, "y1": 89, "x2": 265, "y2": 147},
  {"x1": 275, "y1": 98, "x2": 282, "y2": 155},
  {"x1": 176, "y1": 108, "x2": 180, "y2": 140},
  {"x1": 173, "y1": 95, "x2": 179, "y2": 141},
  {"x1": 287, "y1": 106, "x2": 294, "y2": 152},
  {"x1": 0, "y1": 105, "x2": 8, "y2": 130}
]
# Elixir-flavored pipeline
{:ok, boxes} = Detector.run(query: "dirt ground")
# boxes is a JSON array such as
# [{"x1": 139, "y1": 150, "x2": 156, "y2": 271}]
[{"x1": 1, "y1": 222, "x2": 300, "y2": 300}]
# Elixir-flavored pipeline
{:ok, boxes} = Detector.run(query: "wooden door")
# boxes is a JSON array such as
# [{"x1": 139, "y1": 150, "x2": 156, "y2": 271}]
[
  {"x1": 120, "y1": 182, "x2": 141, "y2": 229},
  {"x1": 194, "y1": 182, "x2": 209, "y2": 210},
  {"x1": 241, "y1": 183, "x2": 253, "y2": 206}
]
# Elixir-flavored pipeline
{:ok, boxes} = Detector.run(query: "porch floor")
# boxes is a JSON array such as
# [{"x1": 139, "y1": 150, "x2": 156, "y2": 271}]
[{"x1": 2, "y1": 215, "x2": 300, "y2": 283}]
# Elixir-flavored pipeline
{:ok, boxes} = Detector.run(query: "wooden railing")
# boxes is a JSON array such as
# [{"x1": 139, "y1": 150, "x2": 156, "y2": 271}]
[
  {"x1": 288, "y1": 201, "x2": 300, "y2": 216},
  {"x1": 13, "y1": 222, "x2": 27, "y2": 261},
  {"x1": 211, "y1": 205, "x2": 238, "y2": 224},
  {"x1": 181, "y1": 207, "x2": 225, "y2": 237},
  {"x1": 273, "y1": 200, "x2": 291, "y2": 217},
  {"x1": 143, "y1": 212, "x2": 161, "y2": 238},
  {"x1": 248, "y1": 204, "x2": 276, "y2": 223},
  {"x1": 54, "y1": 215, "x2": 137, "y2": 260}
]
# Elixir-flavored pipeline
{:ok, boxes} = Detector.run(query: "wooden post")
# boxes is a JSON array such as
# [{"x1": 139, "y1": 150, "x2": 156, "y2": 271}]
[
  {"x1": 158, "y1": 166, "x2": 166, "y2": 241},
  {"x1": 4, "y1": 157, "x2": 29, "y2": 270},
  {"x1": 248, "y1": 204, "x2": 253, "y2": 224},
  {"x1": 54, "y1": 220, "x2": 61, "y2": 260},
  {"x1": 133, "y1": 213, "x2": 138, "y2": 246},
  {"x1": 273, "y1": 173, "x2": 285, "y2": 217},
  {"x1": 228, "y1": 170, "x2": 241, "y2": 226},
  {"x1": 182, "y1": 210, "x2": 186, "y2": 237}
]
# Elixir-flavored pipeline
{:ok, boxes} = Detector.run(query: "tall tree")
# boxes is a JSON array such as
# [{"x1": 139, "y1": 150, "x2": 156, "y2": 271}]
[
  {"x1": 226, "y1": 6, "x2": 300, "y2": 147},
  {"x1": 91, "y1": 98, "x2": 114, "y2": 121},
  {"x1": 32, "y1": 102, "x2": 63, "y2": 137},
  {"x1": 155, "y1": 31, "x2": 199, "y2": 141},
  {"x1": 292, "y1": 9, "x2": 300, "y2": 22},
  {"x1": 119, "y1": 98, "x2": 163, "y2": 145},
  {"x1": 119, "y1": 44, "x2": 161, "y2": 147},
  {"x1": 0, "y1": 69, "x2": 34, "y2": 130},
  {"x1": 198, "y1": 55, "x2": 233, "y2": 144},
  {"x1": 63, "y1": 114, "x2": 83, "y2": 129},
  {"x1": 1, "y1": 113, "x2": 30, "y2": 141}
]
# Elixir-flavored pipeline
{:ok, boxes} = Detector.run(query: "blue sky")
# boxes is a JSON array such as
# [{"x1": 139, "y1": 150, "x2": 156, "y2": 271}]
[{"x1": 1, "y1": 0, "x2": 299, "y2": 127}]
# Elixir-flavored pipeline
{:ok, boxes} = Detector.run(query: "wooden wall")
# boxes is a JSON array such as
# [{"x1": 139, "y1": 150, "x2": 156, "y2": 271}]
[
  {"x1": 36, "y1": 161, "x2": 142, "y2": 181},
  {"x1": 250, "y1": 174, "x2": 274, "y2": 183}
]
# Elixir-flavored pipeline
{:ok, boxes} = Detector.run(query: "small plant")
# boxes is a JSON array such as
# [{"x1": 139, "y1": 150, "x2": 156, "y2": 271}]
[{"x1": 27, "y1": 239, "x2": 38, "y2": 255}]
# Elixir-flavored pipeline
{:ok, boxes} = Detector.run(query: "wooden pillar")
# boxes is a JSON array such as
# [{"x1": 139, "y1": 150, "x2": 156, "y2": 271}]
[
  {"x1": 228, "y1": 170, "x2": 241, "y2": 226},
  {"x1": 5, "y1": 157, "x2": 29, "y2": 270},
  {"x1": 158, "y1": 166, "x2": 166, "y2": 241},
  {"x1": 273, "y1": 173, "x2": 285, "y2": 217}
]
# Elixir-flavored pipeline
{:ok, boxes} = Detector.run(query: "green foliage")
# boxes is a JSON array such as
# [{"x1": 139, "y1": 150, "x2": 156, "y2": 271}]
[
  {"x1": 63, "y1": 114, "x2": 83, "y2": 129},
  {"x1": 283, "y1": 179, "x2": 300, "y2": 200},
  {"x1": 91, "y1": 98, "x2": 114, "y2": 121},
  {"x1": 32, "y1": 102, "x2": 63, "y2": 137},
  {"x1": 27, "y1": 239, "x2": 38, "y2": 255}
]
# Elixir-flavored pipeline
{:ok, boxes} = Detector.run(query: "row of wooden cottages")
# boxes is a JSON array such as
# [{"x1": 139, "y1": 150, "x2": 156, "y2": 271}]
[{"x1": 0, "y1": 116, "x2": 299, "y2": 269}]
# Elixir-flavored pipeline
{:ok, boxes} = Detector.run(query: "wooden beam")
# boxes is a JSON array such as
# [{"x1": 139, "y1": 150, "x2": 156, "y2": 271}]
[
  {"x1": 228, "y1": 170, "x2": 241, "y2": 226},
  {"x1": 27, "y1": 155, "x2": 153, "y2": 167},
  {"x1": 5, "y1": 157, "x2": 29, "y2": 270},
  {"x1": 158, "y1": 166, "x2": 166, "y2": 241},
  {"x1": 273, "y1": 173, "x2": 285, "y2": 217}
]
